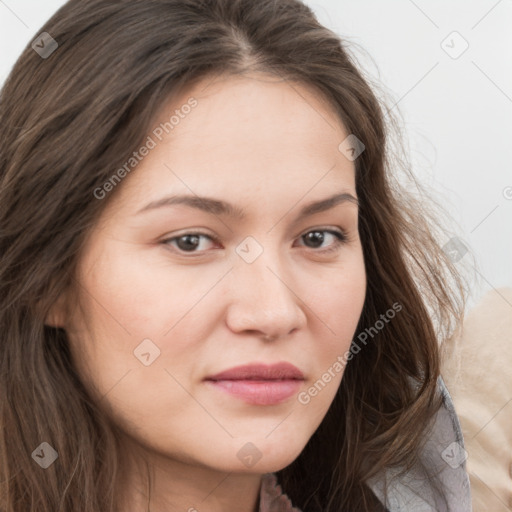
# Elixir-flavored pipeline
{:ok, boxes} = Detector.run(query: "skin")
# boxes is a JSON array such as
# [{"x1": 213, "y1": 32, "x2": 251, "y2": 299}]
[{"x1": 48, "y1": 72, "x2": 367, "y2": 512}]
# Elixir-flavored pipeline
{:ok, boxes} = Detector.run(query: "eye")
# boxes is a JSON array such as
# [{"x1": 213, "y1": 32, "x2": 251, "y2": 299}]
[
  {"x1": 162, "y1": 232, "x2": 218, "y2": 253},
  {"x1": 161, "y1": 228, "x2": 348, "y2": 256},
  {"x1": 295, "y1": 229, "x2": 348, "y2": 253}
]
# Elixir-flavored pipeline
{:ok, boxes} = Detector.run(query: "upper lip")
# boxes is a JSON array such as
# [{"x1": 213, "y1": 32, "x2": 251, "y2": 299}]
[{"x1": 205, "y1": 362, "x2": 304, "y2": 381}]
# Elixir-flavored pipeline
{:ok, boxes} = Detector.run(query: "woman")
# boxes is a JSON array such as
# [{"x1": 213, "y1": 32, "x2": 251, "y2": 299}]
[{"x1": 0, "y1": 0, "x2": 471, "y2": 510}]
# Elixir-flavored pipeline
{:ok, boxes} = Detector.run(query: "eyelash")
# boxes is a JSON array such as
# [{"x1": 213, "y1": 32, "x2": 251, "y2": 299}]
[{"x1": 161, "y1": 228, "x2": 348, "y2": 256}]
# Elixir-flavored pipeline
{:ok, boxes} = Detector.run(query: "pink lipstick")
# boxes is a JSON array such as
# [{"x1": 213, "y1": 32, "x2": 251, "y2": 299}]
[{"x1": 204, "y1": 362, "x2": 304, "y2": 405}]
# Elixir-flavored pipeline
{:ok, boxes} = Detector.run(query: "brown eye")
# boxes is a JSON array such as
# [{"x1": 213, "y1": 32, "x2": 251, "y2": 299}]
[
  {"x1": 297, "y1": 229, "x2": 347, "y2": 252},
  {"x1": 162, "y1": 232, "x2": 218, "y2": 253}
]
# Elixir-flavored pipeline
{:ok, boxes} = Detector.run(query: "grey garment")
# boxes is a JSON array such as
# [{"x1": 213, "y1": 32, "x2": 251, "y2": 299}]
[{"x1": 367, "y1": 376, "x2": 472, "y2": 512}]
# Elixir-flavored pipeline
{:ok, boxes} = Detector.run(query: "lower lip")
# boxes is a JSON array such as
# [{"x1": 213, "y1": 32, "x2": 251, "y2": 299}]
[{"x1": 205, "y1": 379, "x2": 303, "y2": 405}]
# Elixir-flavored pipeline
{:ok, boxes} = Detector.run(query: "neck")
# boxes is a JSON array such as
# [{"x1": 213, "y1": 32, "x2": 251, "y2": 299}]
[{"x1": 115, "y1": 437, "x2": 263, "y2": 512}]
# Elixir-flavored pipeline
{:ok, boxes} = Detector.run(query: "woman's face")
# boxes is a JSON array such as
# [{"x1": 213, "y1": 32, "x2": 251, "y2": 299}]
[{"x1": 56, "y1": 73, "x2": 366, "y2": 475}]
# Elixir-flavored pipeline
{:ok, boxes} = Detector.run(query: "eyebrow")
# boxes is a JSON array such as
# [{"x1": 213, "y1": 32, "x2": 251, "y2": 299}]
[{"x1": 136, "y1": 191, "x2": 358, "y2": 220}]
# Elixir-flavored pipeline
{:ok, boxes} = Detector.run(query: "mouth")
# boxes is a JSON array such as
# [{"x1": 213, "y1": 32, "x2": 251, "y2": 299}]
[{"x1": 204, "y1": 362, "x2": 305, "y2": 406}]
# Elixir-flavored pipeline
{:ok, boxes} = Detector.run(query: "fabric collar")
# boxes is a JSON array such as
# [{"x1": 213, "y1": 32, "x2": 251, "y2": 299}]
[{"x1": 258, "y1": 473, "x2": 302, "y2": 512}]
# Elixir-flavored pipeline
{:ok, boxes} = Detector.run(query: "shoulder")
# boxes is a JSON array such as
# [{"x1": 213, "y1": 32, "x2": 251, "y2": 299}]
[{"x1": 367, "y1": 375, "x2": 472, "y2": 511}]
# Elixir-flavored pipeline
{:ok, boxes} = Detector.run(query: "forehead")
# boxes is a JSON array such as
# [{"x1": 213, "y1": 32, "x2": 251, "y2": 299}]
[
  {"x1": 167, "y1": 72, "x2": 348, "y2": 153},
  {"x1": 111, "y1": 73, "x2": 356, "y2": 215}
]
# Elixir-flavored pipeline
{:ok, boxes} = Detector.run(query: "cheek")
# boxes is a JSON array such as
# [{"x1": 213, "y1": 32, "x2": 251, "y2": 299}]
[
  {"x1": 291, "y1": 256, "x2": 366, "y2": 411},
  {"x1": 307, "y1": 258, "x2": 366, "y2": 352},
  {"x1": 68, "y1": 245, "x2": 223, "y2": 400},
  {"x1": 77, "y1": 242, "x2": 220, "y2": 340}
]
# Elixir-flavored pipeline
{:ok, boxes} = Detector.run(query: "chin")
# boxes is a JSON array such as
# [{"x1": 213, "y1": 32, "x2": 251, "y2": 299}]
[
  {"x1": 251, "y1": 454, "x2": 301, "y2": 475},
  {"x1": 229, "y1": 437, "x2": 308, "y2": 475}
]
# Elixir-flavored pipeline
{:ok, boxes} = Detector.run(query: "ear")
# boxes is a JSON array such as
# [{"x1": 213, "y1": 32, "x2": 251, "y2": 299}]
[{"x1": 44, "y1": 290, "x2": 68, "y2": 328}]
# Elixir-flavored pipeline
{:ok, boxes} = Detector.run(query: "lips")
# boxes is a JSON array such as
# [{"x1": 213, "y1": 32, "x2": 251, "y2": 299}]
[
  {"x1": 204, "y1": 362, "x2": 305, "y2": 405},
  {"x1": 206, "y1": 362, "x2": 304, "y2": 381}
]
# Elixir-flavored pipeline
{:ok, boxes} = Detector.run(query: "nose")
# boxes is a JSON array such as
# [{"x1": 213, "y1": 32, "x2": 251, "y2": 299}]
[{"x1": 225, "y1": 251, "x2": 307, "y2": 340}]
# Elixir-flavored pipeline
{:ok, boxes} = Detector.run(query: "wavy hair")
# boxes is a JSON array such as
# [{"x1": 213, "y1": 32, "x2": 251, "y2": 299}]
[{"x1": 0, "y1": 0, "x2": 468, "y2": 510}]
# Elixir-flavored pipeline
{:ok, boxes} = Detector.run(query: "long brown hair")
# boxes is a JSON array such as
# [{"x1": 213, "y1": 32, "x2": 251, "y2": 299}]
[{"x1": 0, "y1": 0, "x2": 468, "y2": 510}]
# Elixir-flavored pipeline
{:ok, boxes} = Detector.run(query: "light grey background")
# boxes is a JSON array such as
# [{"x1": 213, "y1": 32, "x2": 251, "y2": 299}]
[{"x1": 1, "y1": 0, "x2": 511, "y2": 311}]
